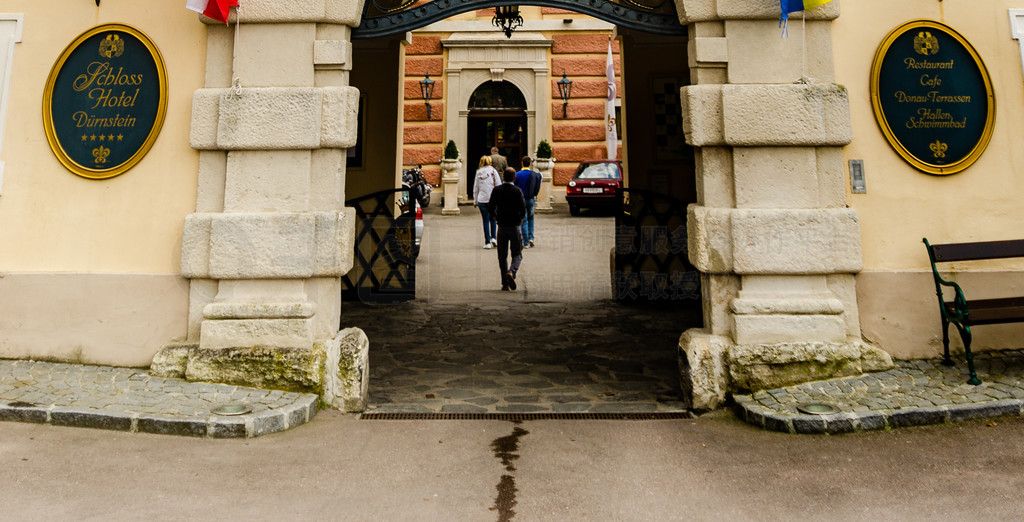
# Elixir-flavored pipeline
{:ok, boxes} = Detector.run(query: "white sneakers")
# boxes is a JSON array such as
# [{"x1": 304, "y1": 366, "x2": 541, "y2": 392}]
[
  {"x1": 483, "y1": 243, "x2": 493, "y2": 249},
  {"x1": 490, "y1": 238, "x2": 497, "y2": 246}
]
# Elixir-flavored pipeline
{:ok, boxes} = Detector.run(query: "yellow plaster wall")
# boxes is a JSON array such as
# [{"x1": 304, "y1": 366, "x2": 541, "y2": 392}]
[
  {"x1": 0, "y1": 1, "x2": 204, "y2": 274},
  {"x1": 835, "y1": 0, "x2": 1024, "y2": 270}
]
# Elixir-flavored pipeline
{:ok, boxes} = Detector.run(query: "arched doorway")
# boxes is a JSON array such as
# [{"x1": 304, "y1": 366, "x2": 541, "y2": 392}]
[{"x1": 466, "y1": 80, "x2": 528, "y2": 199}]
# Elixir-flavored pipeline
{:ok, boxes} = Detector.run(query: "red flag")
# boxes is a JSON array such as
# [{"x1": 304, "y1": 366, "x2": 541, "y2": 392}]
[{"x1": 186, "y1": 0, "x2": 238, "y2": 24}]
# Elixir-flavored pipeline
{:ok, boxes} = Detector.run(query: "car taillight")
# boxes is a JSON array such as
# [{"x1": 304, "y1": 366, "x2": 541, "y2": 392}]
[{"x1": 416, "y1": 206, "x2": 423, "y2": 220}]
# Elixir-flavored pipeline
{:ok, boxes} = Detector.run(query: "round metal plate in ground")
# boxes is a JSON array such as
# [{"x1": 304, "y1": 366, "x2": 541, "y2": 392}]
[
  {"x1": 211, "y1": 404, "x2": 252, "y2": 416},
  {"x1": 797, "y1": 403, "x2": 839, "y2": 415}
]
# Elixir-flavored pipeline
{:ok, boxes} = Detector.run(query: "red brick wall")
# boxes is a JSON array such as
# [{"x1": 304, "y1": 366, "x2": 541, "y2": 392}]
[
  {"x1": 402, "y1": 34, "x2": 446, "y2": 175},
  {"x1": 549, "y1": 34, "x2": 621, "y2": 185},
  {"x1": 399, "y1": 29, "x2": 622, "y2": 188}
]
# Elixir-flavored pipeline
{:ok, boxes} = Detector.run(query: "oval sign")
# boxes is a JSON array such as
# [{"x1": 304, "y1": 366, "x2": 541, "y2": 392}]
[
  {"x1": 870, "y1": 20, "x2": 995, "y2": 175},
  {"x1": 43, "y1": 24, "x2": 167, "y2": 180}
]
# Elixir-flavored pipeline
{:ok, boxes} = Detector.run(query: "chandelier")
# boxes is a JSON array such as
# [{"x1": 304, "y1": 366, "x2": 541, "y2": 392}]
[{"x1": 492, "y1": 6, "x2": 524, "y2": 38}]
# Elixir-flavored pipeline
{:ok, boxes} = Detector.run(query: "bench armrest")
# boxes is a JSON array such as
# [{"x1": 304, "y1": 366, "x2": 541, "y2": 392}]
[{"x1": 924, "y1": 237, "x2": 970, "y2": 322}]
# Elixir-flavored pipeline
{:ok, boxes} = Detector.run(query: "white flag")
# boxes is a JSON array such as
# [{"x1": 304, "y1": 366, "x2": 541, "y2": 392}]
[{"x1": 605, "y1": 38, "x2": 618, "y2": 159}]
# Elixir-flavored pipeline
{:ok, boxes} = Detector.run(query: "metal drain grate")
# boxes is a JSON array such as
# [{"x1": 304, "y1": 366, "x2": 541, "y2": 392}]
[{"x1": 359, "y1": 412, "x2": 693, "y2": 421}]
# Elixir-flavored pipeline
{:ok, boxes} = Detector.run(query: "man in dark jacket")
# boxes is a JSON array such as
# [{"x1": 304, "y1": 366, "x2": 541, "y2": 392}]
[
  {"x1": 488, "y1": 167, "x2": 527, "y2": 291},
  {"x1": 514, "y1": 156, "x2": 543, "y2": 248}
]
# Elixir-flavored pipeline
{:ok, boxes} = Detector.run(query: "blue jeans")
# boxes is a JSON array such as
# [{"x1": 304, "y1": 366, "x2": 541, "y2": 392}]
[
  {"x1": 520, "y1": 198, "x2": 536, "y2": 245},
  {"x1": 478, "y1": 203, "x2": 497, "y2": 243}
]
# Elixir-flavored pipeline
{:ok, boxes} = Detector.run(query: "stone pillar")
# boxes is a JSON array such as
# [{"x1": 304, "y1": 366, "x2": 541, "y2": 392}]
[
  {"x1": 534, "y1": 157, "x2": 555, "y2": 213},
  {"x1": 675, "y1": 1, "x2": 892, "y2": 411},
  {"x1": 441, "y1": 157, "x2": 462, "y2": 215},
  {"x1": 156, "y1": 1, "x2": 370, "y2": 411}
]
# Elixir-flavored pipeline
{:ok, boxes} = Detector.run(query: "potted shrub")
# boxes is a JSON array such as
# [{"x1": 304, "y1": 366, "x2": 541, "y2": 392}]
[
  {"x1": 443, "y1": 140, "x2": 459, "y2": 160},
  {"x1": 536, "y1": 139, "x2": 552, "y2": 159}
]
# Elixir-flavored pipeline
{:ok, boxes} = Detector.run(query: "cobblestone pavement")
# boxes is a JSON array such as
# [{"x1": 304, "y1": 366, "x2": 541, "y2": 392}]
[
  {"x1": 0, "y1": 360, "x2": 318, "y2": 438},
  {"x1": 343, "y1": 300, "x2": 701, "y2": 414},
  {"x1": 733, "y1": 350, "x2": 1024, "y2": 434}
]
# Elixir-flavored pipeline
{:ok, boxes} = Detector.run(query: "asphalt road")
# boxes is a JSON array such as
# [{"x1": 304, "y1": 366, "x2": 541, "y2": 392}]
[{"x1": 4, "y1": 410, "x2": 1024, "y2": 520}]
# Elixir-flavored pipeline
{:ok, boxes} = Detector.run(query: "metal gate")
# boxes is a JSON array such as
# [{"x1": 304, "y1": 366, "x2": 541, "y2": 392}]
[
  {"x1": 341, "y1": 188, "x2": 417, "y2": 303},
  {"x1": 613, "y1": 188, "x2": 701, "y2": 302}
]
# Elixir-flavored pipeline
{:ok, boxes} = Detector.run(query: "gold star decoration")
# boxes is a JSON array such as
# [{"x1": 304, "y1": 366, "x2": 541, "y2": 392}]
[
  {"x1": 90, "y1": 135, "x2": 96, "y2": 141},
  {"x1": 108, "y1": 135, "x2": 115, "y2": 141},
  {"x1": 117, "y1": 135, "x2": 123, "y2": 141},
  {"x1": 99, "y1": 135, "x2": 105, "y2": 141},
  {"x1": 81, "y1": 135, "x2": 88, "y2": 141}
]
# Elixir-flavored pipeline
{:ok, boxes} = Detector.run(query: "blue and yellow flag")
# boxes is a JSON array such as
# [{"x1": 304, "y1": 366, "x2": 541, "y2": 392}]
[{"x1": 780, "y1": 0, "x2": 834, "y2": 35}]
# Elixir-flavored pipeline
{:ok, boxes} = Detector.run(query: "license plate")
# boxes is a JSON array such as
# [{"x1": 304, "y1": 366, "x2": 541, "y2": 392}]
[{"x1": 582, "y1": 187, "x2": 603, "y2": 194}]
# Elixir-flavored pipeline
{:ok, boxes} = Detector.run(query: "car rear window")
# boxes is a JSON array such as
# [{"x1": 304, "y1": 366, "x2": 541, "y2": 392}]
[{"x1": 576, "y1": 163, "x2": 621, "y2": 180}]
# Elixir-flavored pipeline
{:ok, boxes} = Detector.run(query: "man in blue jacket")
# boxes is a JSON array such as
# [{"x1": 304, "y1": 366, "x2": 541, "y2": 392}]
[
  {"x1": 514, "y1": 157, "x2": 543, "y2": 248},
  {"x1": 489, "y1": 167, "x2": 527, "y2": 291}
]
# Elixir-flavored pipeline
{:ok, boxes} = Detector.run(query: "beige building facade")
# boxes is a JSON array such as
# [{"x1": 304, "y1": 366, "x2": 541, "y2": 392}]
[{"x1": 1, "y1": 0, "x2": 1023, "y2": 411}]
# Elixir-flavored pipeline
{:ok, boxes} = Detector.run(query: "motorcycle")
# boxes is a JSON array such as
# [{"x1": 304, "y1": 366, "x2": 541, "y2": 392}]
[{"x1": 402, "y1": 165, "x2": 431, "y2": 208}]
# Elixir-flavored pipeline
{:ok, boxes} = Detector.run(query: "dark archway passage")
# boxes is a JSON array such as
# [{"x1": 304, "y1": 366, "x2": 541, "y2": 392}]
[{"x1": 342, "y1": 205, "x2": 701, "y2": 413}]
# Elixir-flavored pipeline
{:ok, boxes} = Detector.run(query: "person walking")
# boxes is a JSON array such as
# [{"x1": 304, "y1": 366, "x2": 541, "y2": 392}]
[
  {"x1": 489, "y1": 146, "x2": 508, "y2": 174},
  {"x1": 514, "y1": 156, "x2": 542, "y2": 248},
  {"x1": 473, "y1": 155, "x2": 500, "y2": 249},
  {"x1": 488, "y1": 167, "x2": 527, "y2": 291}
]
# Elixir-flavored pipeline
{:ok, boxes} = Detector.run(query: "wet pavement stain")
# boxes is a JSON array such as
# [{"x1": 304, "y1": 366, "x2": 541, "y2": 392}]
[{"x1": 490, "y1": 422, "x2": 529, "y2": 521}]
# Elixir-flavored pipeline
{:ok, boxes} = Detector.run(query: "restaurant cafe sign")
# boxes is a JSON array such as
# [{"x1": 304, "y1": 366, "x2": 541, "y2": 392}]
[
  {"x1": 43, "y1": 24, "x2": 167, "y2": 180},
  {"x1": 870, "y1": 20, "x2": 995, "y2": 176}
]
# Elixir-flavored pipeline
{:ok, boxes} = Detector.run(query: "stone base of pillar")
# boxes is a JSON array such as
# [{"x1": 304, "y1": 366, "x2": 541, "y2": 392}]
[
  {"x1": 678, "y1": 329, "x2": 894, "y2": 412},
  {"x1": 534, "y1": 158, "x2": 555, "y2": 213},
  {"x1": 150, "y1": 327, "x2": 370, "y2": 412},
  {"x1": 441, "y1": 159, "x2": 462, "y2": 216}
]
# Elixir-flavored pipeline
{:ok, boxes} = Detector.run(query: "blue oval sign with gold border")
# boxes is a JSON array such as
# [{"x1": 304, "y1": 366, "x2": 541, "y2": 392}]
[
  {"x1": 870, "y1": 20, "x2": 995, "y2": 175},
  {"x1": 43, "y1": 24, "x2": 167, "y2": 180}
]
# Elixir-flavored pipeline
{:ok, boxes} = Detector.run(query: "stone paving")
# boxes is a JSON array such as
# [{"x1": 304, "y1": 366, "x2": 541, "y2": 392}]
[
  {"x1": 733, "y1": 350, "x2": 1024, "y2": 434},
  {"x1": 0, "y1": 360, "x2": 318, "y2": 438},
  {"x1": 343, "y1": 300, "x2": 701, "y2": 414}
]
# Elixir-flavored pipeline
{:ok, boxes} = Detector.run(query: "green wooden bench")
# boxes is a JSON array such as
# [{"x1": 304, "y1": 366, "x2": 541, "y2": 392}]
[{"x1": 923, "y1": 238, "x2": 1024, "y2": 385}]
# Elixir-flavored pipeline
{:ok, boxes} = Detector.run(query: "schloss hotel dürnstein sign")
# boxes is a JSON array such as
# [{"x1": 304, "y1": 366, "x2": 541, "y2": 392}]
[
  {"x1": 870, "y1": 20, "x2": 995, "y2": 176},
  {"x1": 44, "y1": 24, "x2": 167, "y2": 180}
]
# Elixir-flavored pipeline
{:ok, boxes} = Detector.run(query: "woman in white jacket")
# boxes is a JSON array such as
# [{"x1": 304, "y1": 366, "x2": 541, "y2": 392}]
[{"x1": 473, "y1": 155, "x2": 500, "y2": 249}]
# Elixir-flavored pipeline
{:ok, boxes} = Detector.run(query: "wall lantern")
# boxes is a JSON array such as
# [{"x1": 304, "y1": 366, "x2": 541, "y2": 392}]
[
  {"x1": 492, "y1": 6, "x2": 524, "y2": 39},
  {"x1": 557, "y1": 72, "x2": 573, "y2": 118},
  {"x1": 420, "y1": 73, "x2": 435, "y2": 120}
]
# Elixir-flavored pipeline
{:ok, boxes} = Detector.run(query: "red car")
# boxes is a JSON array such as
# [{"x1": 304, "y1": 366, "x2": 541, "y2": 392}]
[{"x1": 565, "y1": 159, "x2": 623, "y2": 216}]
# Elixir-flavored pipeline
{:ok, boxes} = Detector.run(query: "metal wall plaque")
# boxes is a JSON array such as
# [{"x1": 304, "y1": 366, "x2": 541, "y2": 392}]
[
  {"x1": 870, "y1": 20, "x2": 995, "y2": 176},
  {"x1": 43, "y1": 24, "x2": 167, "y2": 180}
]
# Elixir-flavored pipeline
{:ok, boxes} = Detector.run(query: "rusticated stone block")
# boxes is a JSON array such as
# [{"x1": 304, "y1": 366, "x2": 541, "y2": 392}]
[
  {"x1": 404, "y1": 124, "x2": 444, "y2": 144},
  {"x1": 404, "y1": 79, "x2": 443, "y2": 100},
  {"x1": 550, "y1": 101, "x2": 605, "y2": 120},
  {"x1": 731, "y1": 208, "x2": 862, "y2": 274},
  {"x1": 404, "y1": 102, "x2": 443, "y2": 121},
  {"x1": 553, "y1": 124, "x2": 606, "y2": 142},
  {"x1": 552, "y1": 34, "x2": 620, "y2": 54},
  {"x1": 551, "y1": 56, "x2": 621, "y2": 77},
  {"x1": 405, "y1": 56, "x2": 443, "y2": 76},
  {"x1": 208, "y1": 213, "x2": 317, "y2": 279},
  {"x1": 722, "y1": 84, "x2": 851, "y2": 147},
  {"x1": 676, "y1": 0, "x2": 839, "y2": 24},
  {"x1": 549, "y1": 144, "x2": 620, "y2": 163},
  {"x1": 320, "y1": 86, "x2": 360, "y2": 148},
  {"x1": 551, "y1": 78, "x2": 620, "y2": 99},
  {"x1": 186, "y1": 345, "x2": 326, "y2": 393},
  {"x1": 407, "y1": 35, "x2": 442, "y2": 55},
  {"x1": 553, "y1": 165, "x2": 577, "y2": 185},
  {"x1": 403, "y1": 146, "x2": 442, "y2": 166},
  {"x1": 217, "y1": 88, "x2": 322, "y2": 150}
]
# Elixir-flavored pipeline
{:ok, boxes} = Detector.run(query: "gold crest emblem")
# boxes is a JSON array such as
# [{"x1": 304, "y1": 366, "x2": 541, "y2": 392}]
[
  {"x1": 914, "y1": 31, "x2": 939, "y2": 55},
  {"x1": 99, "y1": 34, "x2": 124, "y2": 58},
  {"x1": 92, "y1": 146, "x2": 111, "y2": 164},
  {"x1": 929, "y1": 140, "x2": 948, "y2": 159}
]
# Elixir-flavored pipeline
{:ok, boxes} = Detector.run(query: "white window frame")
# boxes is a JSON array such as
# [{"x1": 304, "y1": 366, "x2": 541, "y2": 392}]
[{"x1": 0, "y1": 14, "x2": 24, "y2": 196}]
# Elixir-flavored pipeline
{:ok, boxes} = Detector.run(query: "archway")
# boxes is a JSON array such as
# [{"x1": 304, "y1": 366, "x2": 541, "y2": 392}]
[{"x1": 466, "y1": 80, "x2": 528, "y2": 199}]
